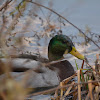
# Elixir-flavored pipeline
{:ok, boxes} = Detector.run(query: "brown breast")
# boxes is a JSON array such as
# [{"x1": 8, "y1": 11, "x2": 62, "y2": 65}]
[{"x1": 46, "y1": 60, "x2": 75, "y2": 81}]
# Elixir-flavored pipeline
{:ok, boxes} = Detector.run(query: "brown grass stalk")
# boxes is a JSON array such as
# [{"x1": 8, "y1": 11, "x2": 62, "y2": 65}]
[
  {"x1": 77, "y1": 70, "x2": 81, "y2": 100},
  {"x1": 88, "y1": 80, "x2": 94, "y2": 100}
]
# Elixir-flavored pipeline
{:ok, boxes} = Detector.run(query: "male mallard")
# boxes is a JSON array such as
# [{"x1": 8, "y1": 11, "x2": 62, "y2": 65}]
[{"x1": 0, "y1": 35, "x2": 84, "y2": 88}]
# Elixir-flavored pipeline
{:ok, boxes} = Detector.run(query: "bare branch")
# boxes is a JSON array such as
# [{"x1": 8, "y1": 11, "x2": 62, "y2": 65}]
[
  {"x1": 27, "y1": 80, "x2": 100, "y2": 97},
  {"x1": 26, "y1": 0, "x2": 100, "y2": 49},
  {"x1": 0, "y1": 0, "x2": 13, "y2": 11}
]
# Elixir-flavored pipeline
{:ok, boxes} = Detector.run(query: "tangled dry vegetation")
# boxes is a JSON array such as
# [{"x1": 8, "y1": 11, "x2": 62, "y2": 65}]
[
  {"x1": 0, "y1": 54, "x2": 100, "y2": 100},
  {"x1": 0, "y1": 0, "x2": 100, "y2": 100},
  {"x1": 51, "y1": 54, "x2": 100, "y2": 100}
]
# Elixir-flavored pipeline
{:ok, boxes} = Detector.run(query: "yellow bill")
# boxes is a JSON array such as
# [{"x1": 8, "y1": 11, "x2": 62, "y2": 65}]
[
  {"x1": 64, "y1": 46, "x2": 84, "y2": 60},
  {"x1": 69, "y1": 46, "x2": 84, "y2": 60}
]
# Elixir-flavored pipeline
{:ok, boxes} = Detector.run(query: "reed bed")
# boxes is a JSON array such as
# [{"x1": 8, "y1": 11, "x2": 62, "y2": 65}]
[{"x1": 0, "y1": 54, "x2": 100, "y2": 100}]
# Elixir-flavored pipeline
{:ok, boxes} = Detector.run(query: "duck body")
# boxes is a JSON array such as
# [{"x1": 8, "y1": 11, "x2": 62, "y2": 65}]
[
  {"x1": 0, "y1": 34, "x2": 84, "y2": 88},
  {"x1": 0, "y1": 58, "x2": 75, "y2": 88}
]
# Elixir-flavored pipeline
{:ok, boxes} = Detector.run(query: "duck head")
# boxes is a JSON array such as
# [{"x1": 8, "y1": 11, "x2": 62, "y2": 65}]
[{"x1": 48, "y1": 35, "x2": 84, "y2": 61}]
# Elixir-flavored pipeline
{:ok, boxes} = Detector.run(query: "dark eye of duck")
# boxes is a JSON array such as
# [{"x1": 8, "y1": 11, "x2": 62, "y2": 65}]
[{"x1": 62, "y1": 40, "x2": 66, "y2": 44}]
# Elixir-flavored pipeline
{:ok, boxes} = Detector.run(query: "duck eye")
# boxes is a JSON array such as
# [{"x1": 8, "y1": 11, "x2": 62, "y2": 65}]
[{"x1": 62, "y1": 40, "x2": 66, "y2": 44}]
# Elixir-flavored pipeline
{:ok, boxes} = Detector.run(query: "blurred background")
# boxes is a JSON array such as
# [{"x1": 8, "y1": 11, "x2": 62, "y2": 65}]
[
  {"x1": 0, "y1": 0, "x2": 100, "y2": 68},
  {"x1": 0, "y1": 0, "x2": 100, "y2": 99}
]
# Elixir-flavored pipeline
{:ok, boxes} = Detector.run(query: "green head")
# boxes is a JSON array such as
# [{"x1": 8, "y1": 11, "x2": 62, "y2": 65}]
[{"x1": 48, "y1": 35, "x2": 84, "y2": 61}]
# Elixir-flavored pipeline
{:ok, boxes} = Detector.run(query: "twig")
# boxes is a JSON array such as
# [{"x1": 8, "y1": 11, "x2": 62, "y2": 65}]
[
  {"x1": 88, "y1": 80, "x2": 94, "y2": 100},
  {"x1": 27, "y1": 80, "x2": 100, "y2": 97},
  {"x1": 81, "y1": 60, "x2": 84, "y2": 69},
  {"x1": 77, "y1": 70, "x2": 81, "y2": 100},
  {"x1": 84, "y1": 60, "x2": 100, "y2": 75},
  {"x1": 0, "y1": 0, "x2": 13, "y2": 11},
  {"x1": 26, "y1": 0, "x2": 100, "y2": 49}
]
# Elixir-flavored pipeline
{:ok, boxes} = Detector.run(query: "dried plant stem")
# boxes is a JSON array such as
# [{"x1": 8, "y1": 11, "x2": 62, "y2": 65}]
[
  {"x1": 28, "y1": 80, "x2": 100, "y2": 97},
  {"x1": 26, "y1": 0, "x2": 100, "y2": 49},
  {"x1": 77, "y1": 70, "x2": 81, "y2": 100},
  {"x1": 88, "y1": 80, "x2": 93, "y2": 100},
  {"x1": 80, "y1": 60, "x2": 85, "y2": 84},
  {"x1": 0, "y1": 0, "x2": 13, "y2": 11},
  {"x1": 60, "y1": 82, "x2": 64, "y2": 98},
  {"x1": 62, "y1": 82, "x2": 75, "y2": 99},
  {"x1": 96, "y1": 54, "x2": 99, "y2": 59},
  {"x1": 85, "y1": 92, "x2": 90, "y2": 100}
]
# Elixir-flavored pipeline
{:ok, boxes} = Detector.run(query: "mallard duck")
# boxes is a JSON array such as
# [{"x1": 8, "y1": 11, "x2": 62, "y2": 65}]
[{"x1": 0, "y1": 35, "x2": 84, "y2": 88}]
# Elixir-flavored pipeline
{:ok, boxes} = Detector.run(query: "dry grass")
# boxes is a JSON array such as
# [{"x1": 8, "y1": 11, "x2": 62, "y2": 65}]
[
  {"x1": 50, "y1": 54, "x2": 100, "y2": 100},
  {"x1": 0, "y1": 54, "x2": 100, "y2": 100}
]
